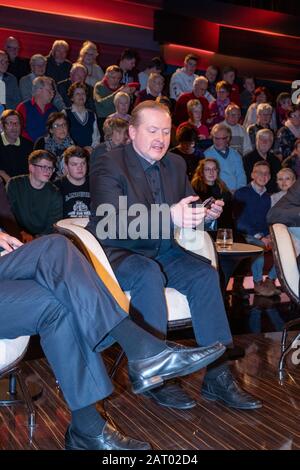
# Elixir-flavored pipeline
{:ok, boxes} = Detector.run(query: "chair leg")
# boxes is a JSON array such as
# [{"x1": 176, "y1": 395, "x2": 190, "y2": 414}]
[
  {"x1": 15, "y1": 369, "x2": 36, "y2": 428},
  {"x1": 9, "y1": 374, "x2": 17, "y2": 395},
  {"x1": 109, "y1": 350, "x2": 125, "y2": 379}
]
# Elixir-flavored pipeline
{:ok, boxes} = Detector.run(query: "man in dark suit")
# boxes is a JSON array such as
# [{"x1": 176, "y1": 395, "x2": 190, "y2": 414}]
[
  {"x1": 88, "y1": 100, "x2": 262, "y2": 411},
  {"x1": 267, "y1": 177, "x2": 300, "y2": 255},
  {"x1": 0, "y1": 229, "x2": 224, "y2": 450}
]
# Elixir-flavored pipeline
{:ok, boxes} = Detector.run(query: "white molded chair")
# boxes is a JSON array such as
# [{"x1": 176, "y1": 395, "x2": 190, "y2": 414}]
[
  {"x1": 54, "y1": 218, "x2": 218, "y2": 329},
  {"x1": 0, "y1": 250, "x2": 36, "y2": 427},
  {"x1": 270, "y1": 223, "x2": 300, "y2": 379},
  {"x1": 54, "y1": 218, "x2": 218, "y2": 377}
]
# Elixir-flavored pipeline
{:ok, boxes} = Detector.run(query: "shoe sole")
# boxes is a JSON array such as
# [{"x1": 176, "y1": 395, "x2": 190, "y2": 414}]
[
  {"x1": 202, "y1": 390, "x2": 263, "y2": 409},
  {"x1": 132, "y1": 345, "x2": 226, "y2": 394}
]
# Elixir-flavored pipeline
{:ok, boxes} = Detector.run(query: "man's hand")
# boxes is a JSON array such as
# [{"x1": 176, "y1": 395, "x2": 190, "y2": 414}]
[
  {"x1": 0, "y1": 232, "x2": 23, "y2": 252},
  {"x1": 171, "y1": 195, "x2": 206, "y2": 228},
  {"x1": 261, "y1": 236, "x2": 272, "y2": 251},
  {"x1": 20, "y1": 231, "x2": 34, "y2": 243},
  {"x1": 205, "y1": 199, "x2": 224, "y2": 221}
]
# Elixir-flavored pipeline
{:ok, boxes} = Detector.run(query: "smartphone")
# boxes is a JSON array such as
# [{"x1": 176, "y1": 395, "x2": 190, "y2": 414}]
[{"x1": 201, "y1": 197, "x2": 215, "y2": 209}]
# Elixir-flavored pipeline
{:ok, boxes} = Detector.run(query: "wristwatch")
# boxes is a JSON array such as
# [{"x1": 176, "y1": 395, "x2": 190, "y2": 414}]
[{"x1": 254, "y1": 233, "x2": 264, "y2": 240}]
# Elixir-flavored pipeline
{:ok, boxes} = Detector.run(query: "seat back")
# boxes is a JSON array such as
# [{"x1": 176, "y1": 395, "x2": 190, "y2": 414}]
[
  {"x1": 55, "y1": 218, "x2": 129, "y2": 312},
  {"x1": 55, "y1": 218, "x2": 218, "y2": 326},
  {"x1": 270, "y1": 223, "x2": 300, "y2": 303}
]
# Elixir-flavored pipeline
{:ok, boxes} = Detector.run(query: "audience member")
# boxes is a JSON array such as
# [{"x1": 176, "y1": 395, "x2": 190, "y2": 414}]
[
  {"x1": 169, "y1": 53, "x2": 198, "y2": 100},
  {"x1": 177, "y1": 99, "x2": 209, "y2": 139},
  {"x1": 55, "y1": 146, "x2": 90, "y2": 218},
  {"x1": 118, "y1": 48, "x2": 139, "y2": 85},
  {"x1": 138, "y1": 57, "x2": 164, "y2": 90},
  {"x1": 209, "y1": 81, "x2": 231, "y2": 126},
  {"x1": 192, "y1": 158, "x2": 233, "y2": 228},
  {"x1": 77, "y1": 41, "x2": 104, "y2": 88},
  {"x1": 170, "y1": 125, "x2": 204, "y2": 180},
  {"x1": 247, "y1": 103, "x2": 273, "y2": 148},
  {"x1": 57, "y1": 62, "x2": 94, "y2": 110},
  {"x1": 240, "y1": 76, "x2": 255, "y2": 117},
  {"x1": 66, "y1": 82, "x2": 100, "y2": 153},
  {"x1": 34, "y1": 111, "x2": 74, "y2": 176},
  {"x1": 0, "y1": 109, "x2": 33, "y2": 182},
  {"x1": 205, "y1": 65, "x2": 218, "y2": 99},
  {"x1": 6, "y1": 149, "x2": 62, "y2": 238},
  {"x1": 4, "y1": 36, "x2": 30, "y2": 82},
  {"x1": 282, "y1": 138, "x2": 300, "y2": 177},
  {"x1": 17, "y1": 76, "x2": 57, "y2": 142},
  {"x1": 243, "y1": 86, "x2": 276, "y2": 131},
  {"x1": 271, "y1": 168, "x2": 296, "y2": 206},
  {"x1": 0, "y1": 50, "x2": 21, "y2": 109},
  {"x1": 222, "y1": 103, "x2": 252, "y2": 156},
  {"x1": 274, "y1": 105, "x2": 300, "y2": 160},
  {"x1": 243, "y1": 128, "x2": 281, "y2": 193},
  {"x1": 46, "y1": 40, "x2": 71, "y2": 83},
  {"x1": 174, "y1": 76, "x2": 210, "y2": 125},
  {"x1": 19, "y1": 54, "x2": 64, "y2": 110},
  {"x1": 108, "y1": 92, "x2": 131, "y2": 122},
  {"x1": 275, "y1": 92, "x2": 292, "y2": 128},
  {"x1": 134, "y1": 72, "x2": 164, "y2": 106},
  {"x1": 233, "y1": 161, "x2": 280, "y2": 296},
  {"x1": 90, "y1": 117, "x2": 129, "y2": 166},
  {"x1": 204, "y1": 123, "x2": 246, "y2": 192},
  {"x1": 222, "y1": 66, "x2": 241, "y2": 106}
]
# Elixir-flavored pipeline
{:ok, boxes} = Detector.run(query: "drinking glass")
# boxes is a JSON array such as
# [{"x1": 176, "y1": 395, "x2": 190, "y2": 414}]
[{"x1": 216, "y1": 228, "x2": 233, "y2": 249}]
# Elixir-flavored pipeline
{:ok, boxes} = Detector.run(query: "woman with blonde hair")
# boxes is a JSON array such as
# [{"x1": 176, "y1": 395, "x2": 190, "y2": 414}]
[
  {"x1": 192, "y1": 158, "x2": 233, "y2": 228},
  {"x1": 77, "y1": 41, "x2": 104, "y2": 87}
]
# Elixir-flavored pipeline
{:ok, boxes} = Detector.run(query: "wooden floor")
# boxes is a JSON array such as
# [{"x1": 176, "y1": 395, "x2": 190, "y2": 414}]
[{"x1": 1, "y1": 331, "x2": 300, "y2": 450}]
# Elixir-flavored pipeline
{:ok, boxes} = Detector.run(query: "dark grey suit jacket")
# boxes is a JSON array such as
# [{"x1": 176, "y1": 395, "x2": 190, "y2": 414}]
[
  {"x1": 267, "y1": 178, "x2": 300, "y2": 227},
  {"x1": 87, "y1": 143, "x2": 208, "y2": 269}
]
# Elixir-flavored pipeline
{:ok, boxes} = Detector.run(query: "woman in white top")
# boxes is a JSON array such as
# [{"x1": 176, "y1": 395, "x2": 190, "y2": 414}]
[
  {"x1": 77, "y1": 41, "x2": 104, "y2": 88},
  {"x1": 271, "y1": 168, "x2": 296, "y2": 206}
]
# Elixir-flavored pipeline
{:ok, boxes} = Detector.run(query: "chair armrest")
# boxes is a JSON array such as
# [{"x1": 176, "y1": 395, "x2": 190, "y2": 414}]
[{"x1": 175, "y1": 228, "x2": 218, "y2": 269}]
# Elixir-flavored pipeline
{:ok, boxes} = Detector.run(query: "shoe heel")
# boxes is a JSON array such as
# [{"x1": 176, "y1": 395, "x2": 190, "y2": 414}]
[
  {"x1": 132, "y1": 375, "x2": 164, "y2": 394},
  {"x1": 201, "y1": 390, "x2": 217, "y2": 401}
]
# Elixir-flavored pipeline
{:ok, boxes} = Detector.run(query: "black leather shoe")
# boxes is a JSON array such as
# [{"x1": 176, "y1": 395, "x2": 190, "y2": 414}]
[
  {"x1": 65, "y1": 422, "x2": 151, "y2": 450},
  {"x1": 128, "y1": 341, "x2": 226, "y2": 394},
  {"x1": 143, "y1": 382, "x2": 197, "y2": 409},
  {"x1": 201, "y1": 369, "x2": 262, "y2": 410}
]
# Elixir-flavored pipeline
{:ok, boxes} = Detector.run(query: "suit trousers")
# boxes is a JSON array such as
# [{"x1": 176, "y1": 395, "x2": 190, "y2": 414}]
[
  {"x1": 0, "y1": 235, "x2": 127, "y2": 410},
  {"x1": 115, "y1": 244, "x2": 233, "y2": 346}
]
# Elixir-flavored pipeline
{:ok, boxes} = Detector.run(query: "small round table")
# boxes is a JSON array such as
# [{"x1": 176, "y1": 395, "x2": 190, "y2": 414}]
[{"x1": 216, "y1": 242, "x2": 264, "y2": 287}]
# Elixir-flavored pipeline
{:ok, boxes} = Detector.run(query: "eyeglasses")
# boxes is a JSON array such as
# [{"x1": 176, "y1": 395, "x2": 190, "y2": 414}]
[
  {"x1": 52, "y1": 122, "x2": 67, "y2": 129},
  {"x1": 204, "y1": 168, "x2": 218, "y2": 172},
  {"x1": 4, "y1": 121, "x2": 20, "y2": 127},
  {"x1": 32, "y1": 163, "x2": 54, "y2": 173},
  {"x1": 214, "y1": 136, "x2": 229, "y2": 140}
]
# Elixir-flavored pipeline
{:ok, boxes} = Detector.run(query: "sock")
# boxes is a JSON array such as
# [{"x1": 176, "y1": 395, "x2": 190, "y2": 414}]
[
  {"x1": 71, "y1": 404, "x2": 106, "y2": 437},
  {"x1": 110, "y1": 317, "x2": 165, "y2": 360}
]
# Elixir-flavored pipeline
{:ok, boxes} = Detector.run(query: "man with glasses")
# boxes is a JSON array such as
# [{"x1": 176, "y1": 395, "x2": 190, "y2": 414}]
[
  {"x1": 6, "y1": 149, "x2": 62, "y2": 241},
  {"x1": 0, "y1": 110, "x2": 33, "y2": 183},
  {"x1": 17, "y1": 76, "x2": 58, "y2": 142},
  {"x1": 204, "y1": 123, "x2": 246, "y2": 192}
]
